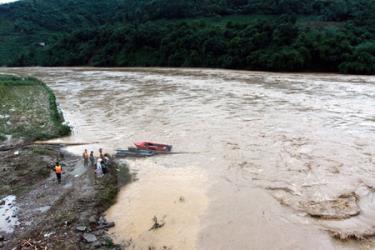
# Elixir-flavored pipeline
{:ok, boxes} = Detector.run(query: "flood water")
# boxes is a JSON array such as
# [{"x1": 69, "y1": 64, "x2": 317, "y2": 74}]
[{"x1": 1, "y1": 67, "x2": 375, "y2": 249}]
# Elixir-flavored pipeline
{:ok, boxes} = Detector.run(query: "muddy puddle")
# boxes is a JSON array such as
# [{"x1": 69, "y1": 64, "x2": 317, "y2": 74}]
[
  {"x1": 0, "y1": 195, "x2": 19, "y2": 233},
  {"x1": 1, "y1": 67, "x2": 375, "y2": 249}
]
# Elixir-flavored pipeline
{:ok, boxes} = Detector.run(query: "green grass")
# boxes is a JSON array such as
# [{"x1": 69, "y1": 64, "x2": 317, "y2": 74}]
[
  {"x1": 96, "y1": 162, "x2": 133, "y2": 210},
  {"x1": 31, "y1": 146, "x2": 53, "y2": 155},
  {"x1": 0, "y1": 74, "x2": 71, "y2": 141}
]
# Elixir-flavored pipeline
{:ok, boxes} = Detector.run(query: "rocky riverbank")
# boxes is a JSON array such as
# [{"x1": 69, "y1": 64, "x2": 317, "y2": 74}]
[
  {"x1": 0, "y1": 74, "x2": 131, "y2": 249},
  {"x1": 0, "y1": 142, "x2": 131, "y2": 250}
]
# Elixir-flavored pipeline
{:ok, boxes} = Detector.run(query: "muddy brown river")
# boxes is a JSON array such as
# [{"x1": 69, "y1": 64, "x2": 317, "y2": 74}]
[{"x1": 1, "y1": 67, "x2": 375, "y2": 249}]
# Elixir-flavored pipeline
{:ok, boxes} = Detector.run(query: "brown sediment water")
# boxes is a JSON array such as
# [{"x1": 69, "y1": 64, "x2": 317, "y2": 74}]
[
  {"x1": 106, "y1": 161, "x2": 208, "y2": 249},
  {"x1": 1, "y1": 67, "x2": 375, "y2": 249}
]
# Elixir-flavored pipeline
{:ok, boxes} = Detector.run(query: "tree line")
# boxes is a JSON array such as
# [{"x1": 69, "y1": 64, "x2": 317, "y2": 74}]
[{"x1": 2, "y1": 0, "x2": 375, "y2": 74}]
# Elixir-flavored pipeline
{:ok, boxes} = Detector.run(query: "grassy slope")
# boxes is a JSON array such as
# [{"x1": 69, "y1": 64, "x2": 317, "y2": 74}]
[{"x1": 0, "y1": 74, "x2": 70, "y2": 142}]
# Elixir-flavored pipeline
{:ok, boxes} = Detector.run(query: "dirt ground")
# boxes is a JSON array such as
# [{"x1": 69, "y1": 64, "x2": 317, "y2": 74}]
[
  {"x1": 0, "y1": 74, "x2": 128, "y2": 249},
  {"x1": 0, "y1": 141, "x2": 129, "y2": 250}
]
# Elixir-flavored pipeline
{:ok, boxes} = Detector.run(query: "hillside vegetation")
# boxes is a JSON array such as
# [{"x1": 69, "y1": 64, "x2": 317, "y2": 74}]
[
  {"x1": 0, "y1": 75, "x2": 70, "y2": 141},
  {"x1": 1, "y1": 0, "x2": 375, "y2": 74}
]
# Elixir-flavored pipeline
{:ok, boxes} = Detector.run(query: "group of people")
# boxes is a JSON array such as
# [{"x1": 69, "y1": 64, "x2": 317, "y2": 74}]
[
  {"x1": 82, "y1": 148, "x2": 111, "y2": 178},
  {"x1": 52, "y1": 148, "x2": 111, "y2": 184}
]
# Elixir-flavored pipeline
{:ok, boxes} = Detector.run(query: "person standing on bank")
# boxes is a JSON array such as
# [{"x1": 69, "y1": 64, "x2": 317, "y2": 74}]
[
  {"x1": 55, "y1": 162, "x2": 62, "y2": 184},
  {"x1": 99, "y1": 148, "x2": 104, "y2": 159},
  {"x1": 89, "y1": 151, "x2": 95, "y2": 168},
  {"x1": 83, "y1": 149, "x2": 89, "y2": 167},
  {"x1": 96, "y1": 158, "x2": 103, "y2": 177}
]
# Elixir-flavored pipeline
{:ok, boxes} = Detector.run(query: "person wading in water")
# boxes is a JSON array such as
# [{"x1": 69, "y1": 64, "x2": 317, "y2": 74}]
[
  {"x1": 55, "y1": 162, "x2": 62, "y2": 184},
  {"x1": 83, "y1": 149, "x2": 89, "y2": 167}
]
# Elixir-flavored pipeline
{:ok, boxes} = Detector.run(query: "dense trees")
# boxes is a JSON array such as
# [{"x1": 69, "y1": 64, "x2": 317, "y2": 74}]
[{"x1": 1, "y1": 0, "x2": 375, "y2": 74}]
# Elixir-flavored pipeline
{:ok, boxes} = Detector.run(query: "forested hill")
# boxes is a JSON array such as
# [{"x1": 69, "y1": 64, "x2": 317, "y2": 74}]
[{"x1": 1, "y1": 0, "x2": 375, "y2": 74}]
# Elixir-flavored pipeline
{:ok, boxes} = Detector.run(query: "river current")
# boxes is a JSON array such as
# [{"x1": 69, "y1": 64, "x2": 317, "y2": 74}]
[{"x1": 1, "y1": 67, "x2": 375, "y2": 249}]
